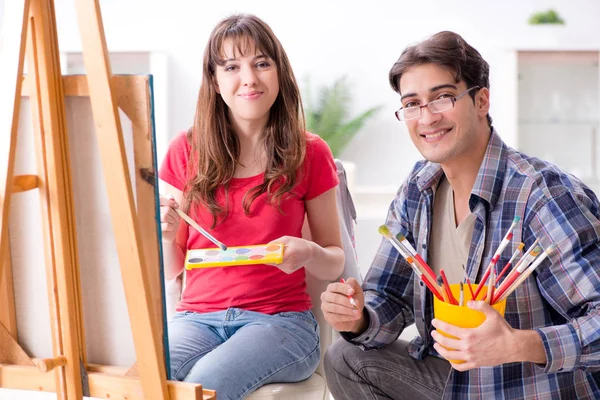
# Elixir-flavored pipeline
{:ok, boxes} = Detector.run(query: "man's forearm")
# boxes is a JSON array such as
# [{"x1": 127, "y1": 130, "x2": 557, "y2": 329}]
[{"x1": 514, "y1": 329, "x2": 547, "y2": 365}]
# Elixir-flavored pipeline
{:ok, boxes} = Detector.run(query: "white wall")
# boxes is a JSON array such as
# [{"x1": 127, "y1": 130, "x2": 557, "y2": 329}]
[
  {"x1": 35, "y1": 0, "x2": 598, "y2": 185},
  {"x1": 25, "y1": 0, "x2": 593, "y2": 269},
  {"x1": 2, "y1": 1, "x2": 599, "y2": 186}
]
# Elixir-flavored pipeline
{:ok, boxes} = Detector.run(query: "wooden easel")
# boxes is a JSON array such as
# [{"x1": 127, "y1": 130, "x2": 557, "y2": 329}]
[{"x1": 0, "y1": 1, "x2": 215, "y2": 399}]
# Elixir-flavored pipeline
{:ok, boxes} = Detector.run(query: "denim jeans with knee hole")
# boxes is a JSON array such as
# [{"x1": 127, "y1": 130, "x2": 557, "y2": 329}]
[
  {"x1": 168, "y1": 308, "x2": 320, "y2": 399},
  {"x1": 325, "y1": 338, "x2": 451, "y2": 400}
]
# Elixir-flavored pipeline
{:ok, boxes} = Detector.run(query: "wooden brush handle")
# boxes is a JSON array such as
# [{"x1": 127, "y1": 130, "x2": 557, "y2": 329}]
[{"x1": 174, "y1": 208, "x2": 226, "y2": 250}]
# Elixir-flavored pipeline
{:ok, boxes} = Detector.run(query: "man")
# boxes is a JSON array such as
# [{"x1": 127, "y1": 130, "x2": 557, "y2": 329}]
[{"x1": 321, "y1": 31, "x2": 600, "y2": 399}]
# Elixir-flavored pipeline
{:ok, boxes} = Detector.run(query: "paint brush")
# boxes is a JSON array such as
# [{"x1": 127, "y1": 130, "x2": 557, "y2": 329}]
[
  {"x1": 492, "y1": 243, "x2": 542, "y2": 303},
  {"x1": 396, "y1": 233, "x2": 437, "y2": 282},
  {"x1": 378, "y1": 225, "x2": 411, "y2": 258},
  {"x1": 173, "y1": 207, "x2": 227, "y2": 251},
  {"x1": 388, "y1": 209, "x2": 438, "y2": 283},
  {"x1": 439, "y1": 269, "x2": 458, "y2": 305},
  {"x1": 493, "y1": 245, "x2": 556, "y2": 304},
  {"x1": 406, "y1": 256, "x2": 444, "y2": 301},
  {"x1": 378, "y1": 225, "x2": 444, "y2": 300},
  {"x1": 459, "y1": 282, "x2": 464, "y2": 306},
  {"x1": 437, "y1": 276, "x2": 449, "y2": 303},
  {"x1": 473, "y1": 216, "x2": 521, "y2": 299},
  {"x1": 158, "y1": 178, "x2": 227, "y2": 251},
  {"x1": 485, "y1": 268, "x2": 495, "y2": 304},
  {"x1": 461, "y1": 264, "x2": 476, "y2": 300},
  {"x1": 496, "y1": 242, "x2": 525, "y2": 282},
  {"x1": 340, "y1": 278, "x2": 358, "y2": 308},
  {"x1": 473, "y1": 255, "x2": 499, "y2": 300}
]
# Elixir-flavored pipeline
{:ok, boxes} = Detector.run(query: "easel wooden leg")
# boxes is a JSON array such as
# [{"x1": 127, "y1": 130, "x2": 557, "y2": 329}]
[
  {"x1": 73, "y1": 1, "x2": 170, "y2": 399},
  {"x1": 0, "y1": 228, "x2": 17, "y2": 339},
  {"x1": 0, "y1": 0, "x2": 38, "y2": 374},
  {"x1": 0, "y1": 0, "x2": 29, "y2": 302},
  {"x1": 25, "y1": 0, "x2": 87, "y2": 397},
  {"x1": 114, "y1": 76, "x2": 168, "y2": 378}
]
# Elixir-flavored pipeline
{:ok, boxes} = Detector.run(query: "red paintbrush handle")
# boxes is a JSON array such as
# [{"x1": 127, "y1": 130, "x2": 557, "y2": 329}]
[
  {"x1": 492, "y1": 271, "x2": 521, "y2": 304},
  {"x1": 465, "y1": 277, "x2": 475, "y2": 299},
  {"x1": 415, "y1": 253, "x2": 437, "y2": 282},
  {"x1": 496, "y1": 261, "x2": 513, "y2": 282},
  {"x1": 473, "y1": 268, "x2": 490, "y2": 298},
  {"x1": 473, "y1": 255, "x2": 500, "y2": 298},
  {"x1": 440, "y1": 270, "x2": 458, "y2": 305},
  {"x1": 421, "y1": 274, "x2": 444, "y2": 301}
]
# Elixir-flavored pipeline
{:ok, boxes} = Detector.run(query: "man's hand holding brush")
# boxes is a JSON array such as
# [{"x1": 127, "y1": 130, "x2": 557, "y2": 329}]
[{"x1": 321, "y1": 277, "x2": 366, "y2": 334}]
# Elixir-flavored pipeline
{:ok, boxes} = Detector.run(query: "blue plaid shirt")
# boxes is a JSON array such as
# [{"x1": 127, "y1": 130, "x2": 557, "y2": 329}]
[{"x1": 347, "y1": 130, "x2": 600, "y2": 399}]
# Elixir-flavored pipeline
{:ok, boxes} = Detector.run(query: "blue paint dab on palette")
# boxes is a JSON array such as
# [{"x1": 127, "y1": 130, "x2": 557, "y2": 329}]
[{"x1": 188, "y1": 257, "x2": 203, "y2": 263}]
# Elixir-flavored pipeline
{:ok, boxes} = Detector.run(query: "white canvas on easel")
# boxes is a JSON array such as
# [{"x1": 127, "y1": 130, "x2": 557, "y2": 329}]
[{"x1": 11, "y1": 97, "x2": 139, "y2": 367}]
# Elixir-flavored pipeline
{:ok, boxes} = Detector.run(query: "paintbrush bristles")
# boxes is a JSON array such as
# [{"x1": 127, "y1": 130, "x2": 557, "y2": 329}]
[
  {"x1": 437, "y1": 276, "x2": 448, "y2": 303},
  {"x1": 378, "y1": 225, "x2": 392, "y2": 239}
]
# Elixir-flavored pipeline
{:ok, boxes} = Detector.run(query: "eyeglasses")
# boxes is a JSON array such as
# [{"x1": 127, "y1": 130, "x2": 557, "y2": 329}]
[{"x1": 394, "y1": 86, "x2": 480, "y2": 121}]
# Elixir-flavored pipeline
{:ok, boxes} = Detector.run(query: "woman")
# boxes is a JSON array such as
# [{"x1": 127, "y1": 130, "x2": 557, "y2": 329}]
[{"x1": 159, "y1": 14, "x2": 344, "y2": 399}]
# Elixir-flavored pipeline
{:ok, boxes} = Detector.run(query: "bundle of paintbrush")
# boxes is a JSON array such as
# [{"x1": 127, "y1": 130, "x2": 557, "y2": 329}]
[
  {"x1": 379, "y1": 216, "x2": 555, "y2": 307},
  {"x1": 377, "y1": 225, "x2": 447, "y2": 302},
  {"x1": 465, "y1": 216, "x2": 556, "y2": 305},
  {"x1": 489, "y1": 244, "x2": 555, "y2": 304}
]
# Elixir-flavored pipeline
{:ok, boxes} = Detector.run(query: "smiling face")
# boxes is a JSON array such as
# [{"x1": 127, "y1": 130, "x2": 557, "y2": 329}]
[
  {"x1": 399, "y1": 63, "x2": 490, "y2": 168},
  {"x1": 214, "y1": 37, "x2": 279, "y2": 129}
]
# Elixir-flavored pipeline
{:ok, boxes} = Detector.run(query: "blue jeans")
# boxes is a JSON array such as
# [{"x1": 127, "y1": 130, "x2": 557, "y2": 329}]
[{"x1": 168, "y1": 308, "x2": 320, "y2": 399}]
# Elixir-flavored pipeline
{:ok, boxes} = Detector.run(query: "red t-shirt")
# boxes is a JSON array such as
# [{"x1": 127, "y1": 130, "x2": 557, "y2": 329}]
[{"x1": 159, "y1": 131, "x2": 339, "y2": 314}]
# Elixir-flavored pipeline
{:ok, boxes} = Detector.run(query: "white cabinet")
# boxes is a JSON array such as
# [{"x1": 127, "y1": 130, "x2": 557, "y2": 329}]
[{"x1": 517, "y1": 51, "x2": 600, "y2": 193}]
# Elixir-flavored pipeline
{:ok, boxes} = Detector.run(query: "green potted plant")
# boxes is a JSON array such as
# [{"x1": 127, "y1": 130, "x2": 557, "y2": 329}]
[
  {"x1": 303, "y1": 76, "x2": 381, "y2": 159},
  {"x1": 528, "y1": 9, "x2": 565, "y2": 25},
  {"x1": 526, "y1": 8, "x2": 567, "y2": 46}
]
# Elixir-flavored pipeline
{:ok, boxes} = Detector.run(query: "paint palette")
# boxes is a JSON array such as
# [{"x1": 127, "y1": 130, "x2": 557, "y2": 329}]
[{"x1": 185, "y1": 243, "x2": 284, "y2": 269}]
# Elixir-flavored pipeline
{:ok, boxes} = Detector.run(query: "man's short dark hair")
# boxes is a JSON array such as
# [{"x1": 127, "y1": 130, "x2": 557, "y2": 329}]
[{"x1": 389, "y1": 31, "x2": 492, "y2": 127}]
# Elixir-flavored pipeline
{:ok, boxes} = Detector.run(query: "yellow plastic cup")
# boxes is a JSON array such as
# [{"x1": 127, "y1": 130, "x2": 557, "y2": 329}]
[{"x1": 433, "y1": 283, "x2": 507, "y2": 363}]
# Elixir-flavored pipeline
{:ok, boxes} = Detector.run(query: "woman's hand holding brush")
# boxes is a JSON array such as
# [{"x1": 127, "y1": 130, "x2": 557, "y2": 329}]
[{"x1": 159, "y1": 196, "x2": 181, "y2": 243}]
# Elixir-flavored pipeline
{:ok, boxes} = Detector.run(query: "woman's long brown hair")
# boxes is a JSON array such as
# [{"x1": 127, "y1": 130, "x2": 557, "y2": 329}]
[{"x1": 186, "y1": 14, "x2": 306, "y2": 227}]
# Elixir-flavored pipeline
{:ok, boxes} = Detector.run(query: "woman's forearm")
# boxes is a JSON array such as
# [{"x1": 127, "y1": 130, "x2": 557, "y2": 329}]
[
  {"x1": 303, "y1": 241, "x2": 345, "y2": 280},
  {"x1": 162, "y1": 240, "x2": 185, "y2": 280}
]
